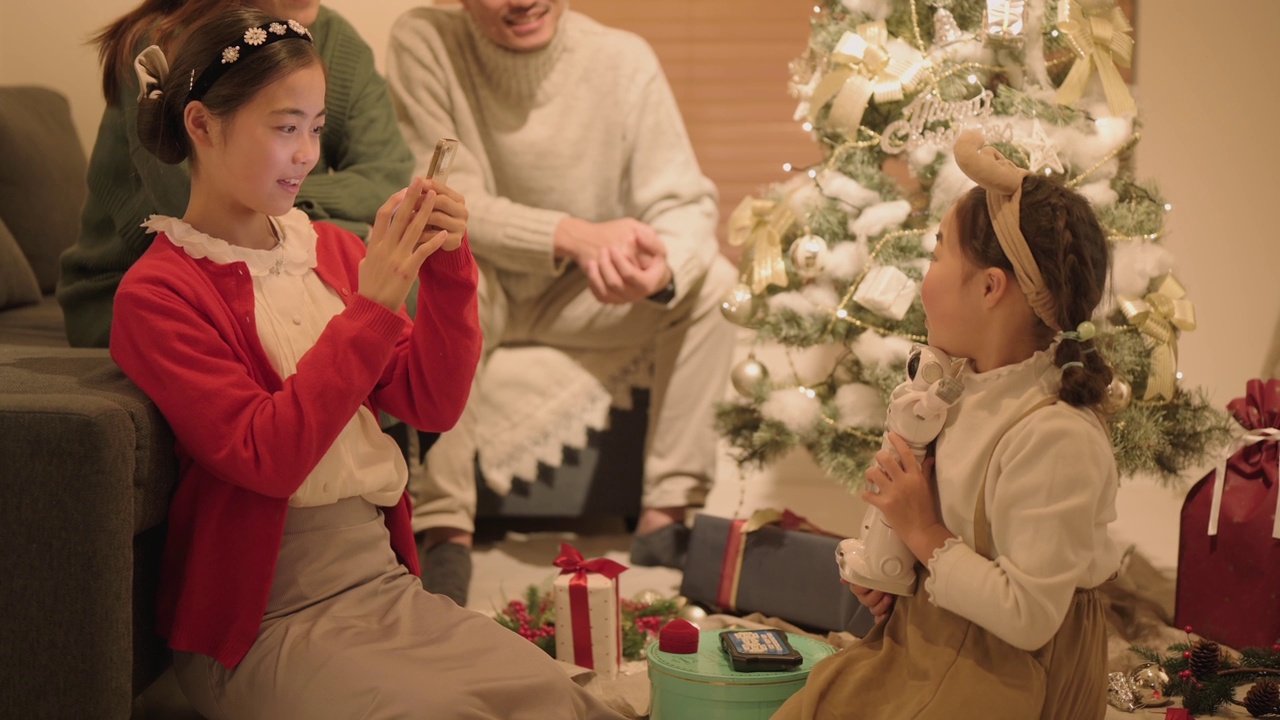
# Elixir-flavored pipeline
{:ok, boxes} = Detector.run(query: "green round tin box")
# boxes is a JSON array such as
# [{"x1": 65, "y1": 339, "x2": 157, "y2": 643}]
[{"x1": 647, "y1": 631, "x2": 835, "y2": 719}]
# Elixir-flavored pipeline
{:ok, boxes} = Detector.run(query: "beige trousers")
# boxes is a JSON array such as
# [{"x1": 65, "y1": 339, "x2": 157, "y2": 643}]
[{"x1": 411, "y1": 256, "x2": 739, "y2": 532}]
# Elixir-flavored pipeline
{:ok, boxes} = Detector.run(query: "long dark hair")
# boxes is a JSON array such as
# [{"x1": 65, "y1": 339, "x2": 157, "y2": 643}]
[
  {"x1": 92, "y1": 0, "x2": 252, "y2": 104},
  {"x1": 953, "y1": 175, "x2": 1113, "y2": 409},
  {"x1": 135, "y1": 7, "x2": 323, "y2": 165}
]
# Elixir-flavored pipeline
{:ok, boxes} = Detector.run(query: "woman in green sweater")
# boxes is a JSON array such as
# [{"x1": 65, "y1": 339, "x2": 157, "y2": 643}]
[{"x1": 58, "y1": 0, "x2": 414, "y2": 348}]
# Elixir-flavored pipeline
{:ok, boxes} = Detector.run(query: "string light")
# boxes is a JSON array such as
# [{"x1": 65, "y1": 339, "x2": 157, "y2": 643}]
[
  {"x1": 813, "y1": 4, "x2": 821, "y2": 12},
  {"x1": 807, "y1": 169, "x2": 818, "y2": 178},
  {"x1": 1164, "y1": 203, "x2": 1173, "y2": 211},
  {"x1": 1050, "y1": 29, "x2": 1060, "y2": 37},
  {"x1": 802, "y1": 122, "x2": 813, "y2": 132},
  {"x1": 783, "y1": 162, "x2": 793, "y2": 172},
  {"x1": 967, "y1": 74, "x2": 978, "y2": 84}
]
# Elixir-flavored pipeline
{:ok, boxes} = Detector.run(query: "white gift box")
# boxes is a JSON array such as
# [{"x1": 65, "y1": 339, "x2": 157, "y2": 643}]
[
  {"x1": 853, "y1": 265, "x2": 918, "y2": 320},
  {"x1": 553, "y1": 568, "x2": 622, "y2": 679}
]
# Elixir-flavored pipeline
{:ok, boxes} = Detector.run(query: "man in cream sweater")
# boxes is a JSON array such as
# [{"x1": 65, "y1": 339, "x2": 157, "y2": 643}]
[{"x1": 387, "y1": 0, "x2": 737, "y2": 605}]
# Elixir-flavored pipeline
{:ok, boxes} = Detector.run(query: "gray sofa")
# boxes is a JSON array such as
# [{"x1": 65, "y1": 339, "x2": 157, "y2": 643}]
[{"x1": 0, "y1": 86, "x2": 178, "y2": 719}]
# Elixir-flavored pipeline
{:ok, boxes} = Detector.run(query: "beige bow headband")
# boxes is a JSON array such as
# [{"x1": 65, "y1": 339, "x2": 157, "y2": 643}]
[{"x1": 953, "y1": 130, "x2": 1061, "y2": 332}]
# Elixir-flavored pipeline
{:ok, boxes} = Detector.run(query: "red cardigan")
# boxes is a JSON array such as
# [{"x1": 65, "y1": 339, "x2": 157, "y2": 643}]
[{"x1": 110, "y1": 221, "x2": 480, "y2": 668}]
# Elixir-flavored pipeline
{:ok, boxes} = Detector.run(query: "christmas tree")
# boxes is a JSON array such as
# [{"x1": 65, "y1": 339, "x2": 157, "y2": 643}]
[{"x1": 716, "y1": 0, "x2": 1230, "y2": 487}]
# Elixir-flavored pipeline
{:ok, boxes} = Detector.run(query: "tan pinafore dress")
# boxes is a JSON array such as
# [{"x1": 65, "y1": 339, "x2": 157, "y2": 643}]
[{"x1": 773, "y1": 399, "x2": 1108, "y2": 720}]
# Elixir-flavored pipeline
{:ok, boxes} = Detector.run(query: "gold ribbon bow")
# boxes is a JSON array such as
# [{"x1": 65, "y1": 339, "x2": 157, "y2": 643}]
[
  {"x1": 728, "y1": 196, "x2": 793, "y2": 294},
  {"x1": 808, "y1": 22, "x2": 930, "y2": 136},
  {"x1": 1118, "y1": 273, "x2": 1197, "y2": 400},
  {"x1": 1055, "y1": 0, "x2": 1137, "y2": 116}
]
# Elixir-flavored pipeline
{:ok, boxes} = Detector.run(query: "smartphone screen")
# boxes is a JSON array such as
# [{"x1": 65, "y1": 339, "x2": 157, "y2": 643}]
[{"x1": 427, "y1": 138, "x2": 458, "y2": 184}]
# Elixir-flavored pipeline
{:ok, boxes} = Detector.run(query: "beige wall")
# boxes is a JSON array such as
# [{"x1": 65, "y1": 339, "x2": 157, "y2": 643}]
[{"x1": 3, "y1": 0, "x2": 1277, "y2": 569}]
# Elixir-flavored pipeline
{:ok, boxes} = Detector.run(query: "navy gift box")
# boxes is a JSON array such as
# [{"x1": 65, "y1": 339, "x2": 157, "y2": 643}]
[{"x1": 680, "y1": 511, "x2": 875, "y2": 636}]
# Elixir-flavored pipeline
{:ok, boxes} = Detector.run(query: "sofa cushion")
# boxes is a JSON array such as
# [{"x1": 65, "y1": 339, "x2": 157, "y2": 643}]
[
  {"x1": 0, "y1": 86, "x2": 88, "y2": 293},
  {"x1": 0, "y1": 216, "x2": 41, "y2": 310}
]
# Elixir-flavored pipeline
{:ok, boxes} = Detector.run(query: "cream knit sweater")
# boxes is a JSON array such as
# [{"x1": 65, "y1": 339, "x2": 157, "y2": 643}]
[
  {"x1": 924, "y1": 349, "x2": 1122, "y2": 651},
  {"x1": 386, "y1": 7, "x2": 719, "y2": 302}
]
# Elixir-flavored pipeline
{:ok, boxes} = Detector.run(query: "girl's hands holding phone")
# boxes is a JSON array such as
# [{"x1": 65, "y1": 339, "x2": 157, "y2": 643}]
[
  {"x1": 418, "y1": 178, "x2": 466, "y2": 251},
  {"x1": 359, "y1": 178, "x2": 448, "y2": 312}
]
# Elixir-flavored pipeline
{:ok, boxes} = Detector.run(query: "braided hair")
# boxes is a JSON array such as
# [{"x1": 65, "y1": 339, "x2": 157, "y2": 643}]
[{"x1": 953, "y1": 175, "x2": 1113, "y2": 409}]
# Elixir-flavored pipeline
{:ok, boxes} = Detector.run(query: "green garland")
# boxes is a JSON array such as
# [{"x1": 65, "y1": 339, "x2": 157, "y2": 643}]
[{"x1": 1130, "y1": 640, "x2": 1280, "y2": 716}]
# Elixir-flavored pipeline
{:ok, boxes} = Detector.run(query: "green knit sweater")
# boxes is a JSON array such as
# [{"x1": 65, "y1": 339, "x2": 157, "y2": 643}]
[{"x1": 57, "y1": 7, "x2": 413, "y2": 348}]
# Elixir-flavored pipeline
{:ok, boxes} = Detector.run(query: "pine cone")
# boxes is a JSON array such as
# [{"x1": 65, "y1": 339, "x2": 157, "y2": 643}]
[
  {"x1": 1245, "y1": 680, "x2": 1280, "y2": 717},
  {"x1": 1190, "y1": 639, "x2": 1221, "y2": 680}
]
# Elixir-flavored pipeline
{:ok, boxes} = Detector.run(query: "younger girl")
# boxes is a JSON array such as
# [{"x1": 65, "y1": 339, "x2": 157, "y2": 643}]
[
  {"x1": 774, "y1": 130, "x2": 1120, "y2": 720},
  {"x1": 110, "y1": 8, "x2": 622, "y2": 719}
]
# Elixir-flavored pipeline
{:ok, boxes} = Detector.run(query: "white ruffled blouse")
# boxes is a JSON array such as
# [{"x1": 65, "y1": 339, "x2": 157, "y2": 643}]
[{"x1": 142, "y1": 210, "x2": 408, "y2": 508}]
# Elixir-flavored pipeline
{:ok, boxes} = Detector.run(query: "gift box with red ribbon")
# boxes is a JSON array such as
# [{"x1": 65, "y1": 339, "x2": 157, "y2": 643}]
[
  {"x1": 552, "y1": 543, "x2": 628, "y2": 679},
  {"x1": 1176, "y1": 378, "x2": 1280, "y2": 650},
  {"x1": 680, "y1": 509, "x2": 875, "y2": 635}
]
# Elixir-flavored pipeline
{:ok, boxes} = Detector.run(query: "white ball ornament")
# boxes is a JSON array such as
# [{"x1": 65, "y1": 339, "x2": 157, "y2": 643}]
[
  {"x1": 789, "y1": 234, "x2": 829, "y2": 280},
  {"x1": 731, "y1": 357, "x2": 769, "y2": 397},
  {"x1": 720, "y1": 282, "x2": 762, "y2": 327}
]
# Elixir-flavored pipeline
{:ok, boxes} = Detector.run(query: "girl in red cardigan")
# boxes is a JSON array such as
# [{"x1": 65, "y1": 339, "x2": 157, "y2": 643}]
[{"x1": 110, "y1": 7, "x2": 622, "y2": 719}]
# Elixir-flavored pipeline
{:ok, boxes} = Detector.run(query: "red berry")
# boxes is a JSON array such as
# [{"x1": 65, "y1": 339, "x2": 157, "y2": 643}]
[
  {"x1": 1183, "y1": 650, "x2": 1192, "y2": 659},
  {"x1": 1184, "y1": 625, "x2": 1194, "y2": 634}
]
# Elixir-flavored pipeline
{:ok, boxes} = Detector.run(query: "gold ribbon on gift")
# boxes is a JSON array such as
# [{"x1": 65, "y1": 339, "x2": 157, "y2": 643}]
[
  {"x1": 1054, "y1": 0, "x2": 1137, "y2": 116},
  {"x1": 728, "y1": 196, "x2": 793, "y2": 294},
  {"x1": 808, "y1": 22, "x2": 931, "y2": 136},
  {"x1": 1118, "y1": 273, "x2": 1197, "y2": 400}
]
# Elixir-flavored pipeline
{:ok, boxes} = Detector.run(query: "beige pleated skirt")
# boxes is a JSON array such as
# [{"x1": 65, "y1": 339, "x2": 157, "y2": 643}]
[{"x1": 173, "y1": 497, "x2": 623, "y2": 720}]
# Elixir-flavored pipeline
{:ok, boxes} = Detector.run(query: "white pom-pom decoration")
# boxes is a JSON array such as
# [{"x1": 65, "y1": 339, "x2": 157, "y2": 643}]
[
  {"x1": 1076, "y1": 180, "x2": 1119, "y2": 208},
  {"x1": 760, "y1": 388, "x2": 823, "y2": 436},
  {"x1": 768, "y1": 291, "x2": 818, "y2": 316},
  {"x1": 840, "y1": 0, "x2": 892, "y2": 20},
  {"x1": 792, "y1": 343, "x2": 848, "y2": 387},
  {"x1": 834, "y1": 383, "x2": 886, "y2": 430},
  {"x1": 849, "y1": 200, "x2": 912, "y2": 239},
  {"x1": 817, "y1": 170, "x2": 881, "y2": 210},
  {"x1": 929, "y1": 156, "x2": 977, "y2": 216},
  {"x1": 1111, "y1": 241, "x2": 1174, "y2": 299},
  {"x1": 824, "y1": 238, "x2": 870, "y2": 281},
  {"x1": 851, "y1": 331, "x2": 913, "y2": 370}
]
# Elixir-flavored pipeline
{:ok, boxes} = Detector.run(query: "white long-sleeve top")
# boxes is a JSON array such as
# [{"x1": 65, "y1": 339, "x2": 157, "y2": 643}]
[
  {"x1": 924, "y1": 348, "x2": 1121, "y2": 651},
  {"x1": 386, "y1": 7, "x2": 719, "y2": 303}
]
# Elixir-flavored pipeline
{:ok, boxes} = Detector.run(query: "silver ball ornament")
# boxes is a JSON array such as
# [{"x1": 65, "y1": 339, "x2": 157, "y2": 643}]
[
  {"x1": 789, "y1": 234, "x2": 829, "y2": 280},
  {"x1": 731, "y1": 357, "x2": 769, "y2": 397},
  {"x1": 677, "y1": 603, "x2": 709, "y2": 627},
  {"x1": 631, "y1": 589, "x2": 663, "y2": 605},
  {"x1": 1128, "y1": 663, "x2": 1172, "y2": 708},
  {"x1": 1104, "y1": 376, "x2": 1132, "y2": 414},
  {"x1": 720, "y1": 282, "x2": 762, "y2": 327}
]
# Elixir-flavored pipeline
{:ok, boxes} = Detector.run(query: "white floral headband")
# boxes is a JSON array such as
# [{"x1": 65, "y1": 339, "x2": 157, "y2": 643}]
[
  {"x1": 952, "y1": 129, "x2": 1061, "y2": 332},
  {"x1": 132, "y1": 19, "x2": 313, "y2": 106}
]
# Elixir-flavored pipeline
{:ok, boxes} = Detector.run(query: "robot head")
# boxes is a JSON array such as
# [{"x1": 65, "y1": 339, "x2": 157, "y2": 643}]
[{"x1": 906, "y1": 344, "x2": 957, "y2": 387}]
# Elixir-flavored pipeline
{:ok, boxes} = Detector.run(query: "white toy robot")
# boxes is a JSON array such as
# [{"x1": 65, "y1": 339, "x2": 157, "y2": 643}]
[{"x1": 836, "y1": 344, "x2": 965, "y2": 596}]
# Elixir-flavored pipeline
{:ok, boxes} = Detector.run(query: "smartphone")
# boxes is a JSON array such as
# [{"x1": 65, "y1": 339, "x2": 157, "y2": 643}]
[{"x1": 426, "y1": 138, "x2": 458, "y2": 185}]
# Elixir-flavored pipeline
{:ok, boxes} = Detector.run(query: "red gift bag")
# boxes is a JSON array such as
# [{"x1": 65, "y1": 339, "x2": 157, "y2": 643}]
[{"x1": 1175, "y1": 379, "x2": 1280, "y2": 650}]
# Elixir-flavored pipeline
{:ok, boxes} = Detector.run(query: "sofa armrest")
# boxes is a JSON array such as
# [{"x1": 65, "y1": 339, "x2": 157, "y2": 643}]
[{"x1": 0, "y1": 347, "x2": 177, "y2": 719}]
